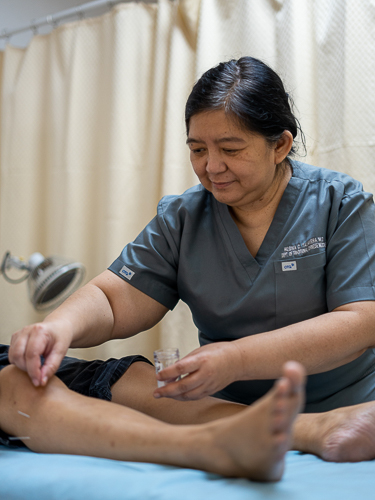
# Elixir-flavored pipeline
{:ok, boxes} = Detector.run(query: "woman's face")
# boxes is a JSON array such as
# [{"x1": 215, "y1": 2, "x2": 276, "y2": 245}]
[{"x1": 187, "y1": 110, "x2": 290, "y2": 212}]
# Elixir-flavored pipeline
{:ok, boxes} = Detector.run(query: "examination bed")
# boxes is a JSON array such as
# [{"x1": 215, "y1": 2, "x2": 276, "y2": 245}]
[{"x1": 1, "y1": 444, "x2": 374, "y2": 499}]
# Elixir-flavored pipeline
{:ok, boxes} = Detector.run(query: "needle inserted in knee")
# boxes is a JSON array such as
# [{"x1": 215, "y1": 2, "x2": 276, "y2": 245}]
[
  {"x1": 13, "y1": 410, "x2": 31, "y2": 441},
  {"x1": 18, "y1": 410, "x2": 30, "y2": 418}
]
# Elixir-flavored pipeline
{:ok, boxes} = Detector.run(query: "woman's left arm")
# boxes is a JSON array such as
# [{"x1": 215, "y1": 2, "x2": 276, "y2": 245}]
[{"x1": 154, "y1": 300, "x2": 375, "y2": 400}]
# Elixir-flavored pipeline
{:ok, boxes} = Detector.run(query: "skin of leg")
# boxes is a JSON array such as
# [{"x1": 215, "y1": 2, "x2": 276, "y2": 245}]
[
  {"x1": 117, "y1": 362, "x2": 375, "y2": 463},
  {"x1": 0, "y1": 362, "x2": 305, "y2": 481},
  {"x1": 111, "y1": 361, "x2": 247, "y2": 424}
]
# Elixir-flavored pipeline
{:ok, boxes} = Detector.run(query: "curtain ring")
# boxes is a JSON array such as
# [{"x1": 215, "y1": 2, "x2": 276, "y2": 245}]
[
  {"x1": 46, "y1": 15, "x2": 58, "y2": 28},
  {"x1": 1, "y1": 29, "x2": 10, "y2": 43},
  {"x1": 76, "y1": 7, "x2": 85, "y2": 20},
  {"x1": 30, "y1": 19, "x2": 38, "y2": 36}
]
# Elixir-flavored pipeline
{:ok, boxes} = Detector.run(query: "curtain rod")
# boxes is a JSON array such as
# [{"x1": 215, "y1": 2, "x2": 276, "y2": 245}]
[{"x1": 0, "y1": 0, "x2": 134, "y2": 40}]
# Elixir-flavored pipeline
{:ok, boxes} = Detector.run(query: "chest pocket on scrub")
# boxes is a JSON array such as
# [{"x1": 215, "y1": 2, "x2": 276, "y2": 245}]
[{"x1": 274, "y1": 252, "x2": 327, "y2": 327}]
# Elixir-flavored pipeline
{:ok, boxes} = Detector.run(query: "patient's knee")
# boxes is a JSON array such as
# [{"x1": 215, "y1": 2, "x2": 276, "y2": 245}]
[
  {"x1": 0, "y1": 365, "x2": 38, "y2": 408},
  {"x1": 0, "y1": 365, "x2": 35, "y2": 435},
  {"x1": 0, "y1": 365, "x2": 67, "y2": 437},
  {"x1": 0, "y1": 364, "x2": 28, "y2": 392},
  {"x1": 0, "y1": 364, "x2": 64, "y2": 411}
]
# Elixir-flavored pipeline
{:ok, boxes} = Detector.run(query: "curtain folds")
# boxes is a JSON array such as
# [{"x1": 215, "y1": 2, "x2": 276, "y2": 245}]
[
  {"x1": 0, "y1": 0, "x2": 374, "y2": 361},
  {"x1": 0, "y1": 0, "x2": 200, "y2": 360}
]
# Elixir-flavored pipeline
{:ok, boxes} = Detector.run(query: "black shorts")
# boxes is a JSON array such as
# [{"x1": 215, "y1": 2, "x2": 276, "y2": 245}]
[{"x1": 0, "y1": 344, "x2": 153, "y2": 448}]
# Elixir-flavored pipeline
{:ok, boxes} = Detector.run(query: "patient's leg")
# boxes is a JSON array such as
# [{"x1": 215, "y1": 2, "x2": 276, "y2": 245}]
[
  {"x1": 114, "y1": 361, "x2": 375, "y2": 463},
  {"x1": 111, "y1": 361, "x2": 247, "y2": 424},
  {"x1": 0, "y1": 362, "x2": 305, "y2": 481}
]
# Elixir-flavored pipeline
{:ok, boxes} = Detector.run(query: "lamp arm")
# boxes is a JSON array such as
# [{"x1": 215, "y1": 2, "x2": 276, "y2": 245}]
[{"x1": 0, "y1": 251, "x2": 30, "y2": 284}]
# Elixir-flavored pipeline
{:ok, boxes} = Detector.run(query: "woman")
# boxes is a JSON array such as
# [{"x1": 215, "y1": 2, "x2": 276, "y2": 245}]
[
  {"x1": 146, "y1": 57, "x2": 375, "y2": 411},
  {"x1": 2, "y1": 56, "x2": 375, "y2": 471}
]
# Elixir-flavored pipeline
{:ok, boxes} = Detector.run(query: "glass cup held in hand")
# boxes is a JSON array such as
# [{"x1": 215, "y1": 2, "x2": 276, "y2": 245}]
[{"x1": 154, "y1": 348, "x2": 181, "y2": 387}]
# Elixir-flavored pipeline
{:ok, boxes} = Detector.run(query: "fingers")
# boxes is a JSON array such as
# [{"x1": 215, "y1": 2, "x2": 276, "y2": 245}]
[
  {"x1": 154, "y1": 357, "x2": 199, "y2": 397},
  {"x1": 153, "y1": 345, "x2": 233, "y2": 401},
  {"x1": 154, "y1": 378, "x2": 208, "y2": 400},
  {"x1": 155, "y1": 350, "x2": 216, "y2": 385},
  {"x1": 9, "y1": 324, "x2": 47, "y2": 386},
  {"x1": 156, "y1": 356, "x2": 199, "y2": 380},
  {"x1": 25, "y1": 327, "x2": 53, "y2": 386},
  {"x1": 154, "y1": 367, "x2": 215, "y2": 400},
  {"x1": 9, "y1": 323, "x2": 67, "y2": 386},
  {"x1": 39, "y1": 350, "x2": 65, "y2": 386},
  {"x1": 8, "y1": 330, "x2": 29, "y2": 372}
]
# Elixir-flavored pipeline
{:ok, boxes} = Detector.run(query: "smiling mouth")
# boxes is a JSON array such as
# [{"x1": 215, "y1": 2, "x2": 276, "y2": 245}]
[{"x1": 211, "y1": 181, "x2": 234, "y2": 189}]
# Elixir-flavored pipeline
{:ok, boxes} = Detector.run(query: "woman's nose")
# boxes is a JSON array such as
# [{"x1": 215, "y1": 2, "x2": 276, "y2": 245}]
[{"x1": 206, "y1": 154, "x2": 227, "y2": 174}]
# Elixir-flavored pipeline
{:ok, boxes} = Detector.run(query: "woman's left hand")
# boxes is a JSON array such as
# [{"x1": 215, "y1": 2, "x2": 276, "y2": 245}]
[{"x1": 153, "y1": 342, "x2": 243, "y2": 400}]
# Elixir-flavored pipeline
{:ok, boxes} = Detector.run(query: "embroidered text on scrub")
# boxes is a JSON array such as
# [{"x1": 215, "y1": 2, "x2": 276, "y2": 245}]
[{"x1": 281, "y1": 236, "x2": 326, "y2": 259}]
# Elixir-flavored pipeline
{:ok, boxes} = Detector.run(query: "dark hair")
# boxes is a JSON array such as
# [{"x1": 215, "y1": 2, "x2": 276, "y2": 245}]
[{"x1": 185, "y1": 57, "x2": 305, "y2": 157}]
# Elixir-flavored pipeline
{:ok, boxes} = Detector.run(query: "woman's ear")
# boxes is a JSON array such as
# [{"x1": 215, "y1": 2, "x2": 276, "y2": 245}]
[{"x1": 274, "y1": 130, "x2": 294, "y2": 164}]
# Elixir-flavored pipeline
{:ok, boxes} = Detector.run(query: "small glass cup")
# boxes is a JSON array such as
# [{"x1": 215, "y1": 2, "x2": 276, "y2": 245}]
[{"x1": 154, "y1": 347, "x2": 181, "y2": 387}]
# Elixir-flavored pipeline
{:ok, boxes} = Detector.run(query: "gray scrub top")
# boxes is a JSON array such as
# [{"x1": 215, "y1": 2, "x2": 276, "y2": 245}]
[{"x1": 109, "y1": 161, "x2": 375, "y2": 412}]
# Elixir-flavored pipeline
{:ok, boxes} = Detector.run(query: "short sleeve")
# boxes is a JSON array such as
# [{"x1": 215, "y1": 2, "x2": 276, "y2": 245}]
[
  {"x1": 326, "y1": 189, "x2": 375, "y2": 310},
  {"x1": 108, "y1": 197, "x2": 181, "y2": 310}
]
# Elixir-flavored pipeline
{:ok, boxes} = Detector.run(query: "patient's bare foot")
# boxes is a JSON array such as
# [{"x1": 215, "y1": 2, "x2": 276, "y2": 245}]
[
  {"x1": 294, "y1": 402, "x2": 375, "y2": 462},
  {"x1": 200, "y1": 361, "x2": 306, "y2": 481}
]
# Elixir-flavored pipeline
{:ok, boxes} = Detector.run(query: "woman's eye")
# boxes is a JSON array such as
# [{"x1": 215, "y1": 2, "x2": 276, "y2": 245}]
[
  {"x1": 223, "y1": 149, "x2": 238, "y2": 154},
  {"x1": 190, "y1": 148, "x2": 205, "y2": 154}
]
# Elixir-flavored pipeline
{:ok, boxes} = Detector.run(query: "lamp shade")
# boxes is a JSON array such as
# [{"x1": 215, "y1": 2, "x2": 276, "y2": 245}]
[
  {"x1": 27, "y1": 255, "x2": 85, "y2": 311},
  {"x1": 1, "y1": 251, "x2": 85, "y2": 311}
]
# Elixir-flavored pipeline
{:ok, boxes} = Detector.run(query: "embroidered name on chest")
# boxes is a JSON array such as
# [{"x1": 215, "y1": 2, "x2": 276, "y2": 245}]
[{"x1": 281, "y1": 237, "x2": 326, "y2": 259}]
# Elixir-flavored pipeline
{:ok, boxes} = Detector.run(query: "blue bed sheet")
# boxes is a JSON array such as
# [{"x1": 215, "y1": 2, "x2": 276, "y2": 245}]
[{"x1": 1, "y1": 445, "x2": 374, "y2": 500}]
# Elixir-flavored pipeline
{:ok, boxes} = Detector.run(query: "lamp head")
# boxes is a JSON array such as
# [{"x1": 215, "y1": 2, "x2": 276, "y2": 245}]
[{"x1": 1, "y1": 251, "x2": 85, "y2": 311}]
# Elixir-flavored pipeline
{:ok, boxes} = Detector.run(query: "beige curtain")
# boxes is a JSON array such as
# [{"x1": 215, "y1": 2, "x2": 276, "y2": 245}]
[
  {"x1": 0, "y1": 0, "x2": 200, "y2": 360},
  {"x1": 196, "y1": 0, "x2": 375, "y2": 191},
  {"x1": 1, "y1": 0, "x2": 374, "y2": 362},
  {"x1": 0, "y1": 50, "x2": 3, "y2": 195}
]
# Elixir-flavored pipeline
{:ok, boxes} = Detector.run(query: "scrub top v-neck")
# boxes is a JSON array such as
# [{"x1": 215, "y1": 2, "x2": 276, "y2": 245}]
[
  {"x1": 109, "y1": 160, "x2": 375, "y2": 411},
  {"x1": 214, "y1": 176, "x2": 301, "y2": 272}
]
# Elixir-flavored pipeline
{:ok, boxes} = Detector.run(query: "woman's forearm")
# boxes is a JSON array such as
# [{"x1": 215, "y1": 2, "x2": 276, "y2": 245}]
[
  {"x1": 8, "y1": 278, "x2": 115, "y2": 386},
  {"x1": 9, "y1": 270, "x2": 168, "y2": 386},
  {"x1": 233, "y1": 301, "x2": 375, "y2": 380},
  {"x1": 43, "y1": 281, "x2": 115, "y2": 349},
  {"x1": 44, "y1": 269, "x2": 169, "y2": 348}
]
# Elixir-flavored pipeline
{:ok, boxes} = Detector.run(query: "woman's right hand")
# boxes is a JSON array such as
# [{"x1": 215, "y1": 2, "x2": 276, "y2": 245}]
[{"x1": 8, "y1": 320, "x2": 73, "y2": 387}]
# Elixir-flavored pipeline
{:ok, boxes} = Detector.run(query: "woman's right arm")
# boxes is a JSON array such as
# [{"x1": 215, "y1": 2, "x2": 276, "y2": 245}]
[{"x1": 8, "y1": 270, "x2": 168, "y2": 387}]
